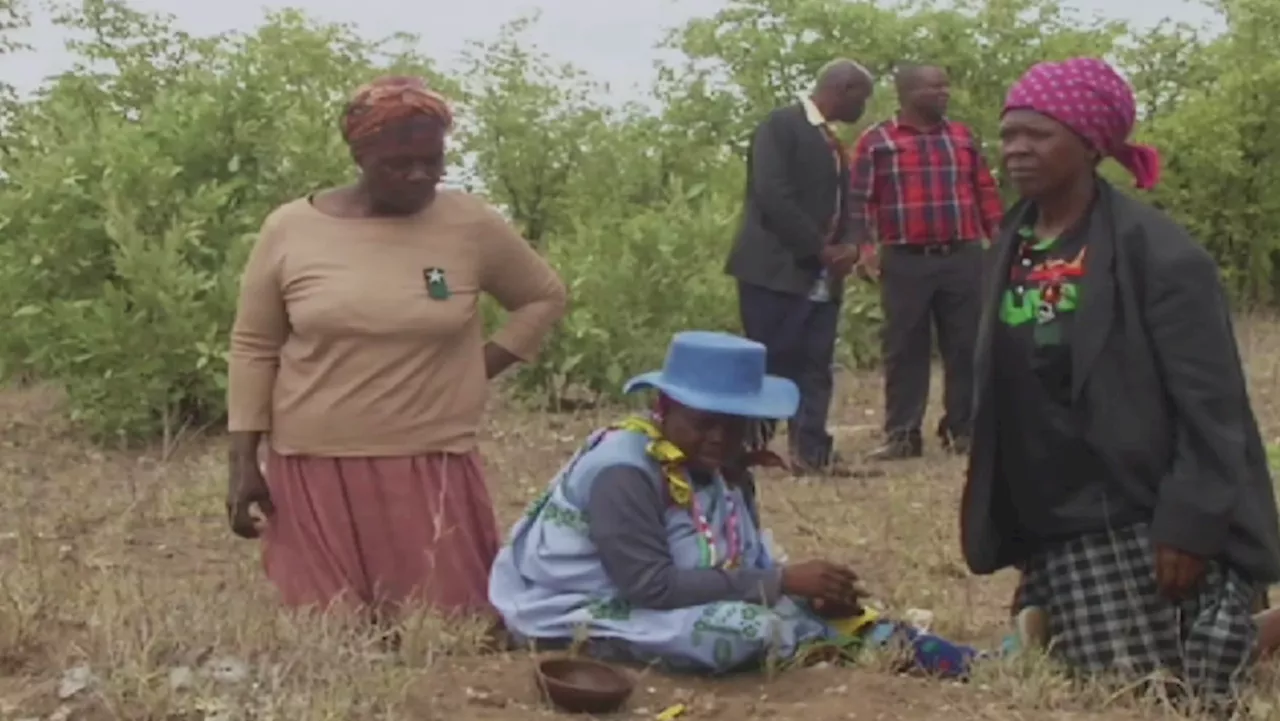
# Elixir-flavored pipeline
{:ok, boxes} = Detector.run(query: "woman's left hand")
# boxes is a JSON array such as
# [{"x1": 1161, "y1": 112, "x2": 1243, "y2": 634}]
[{"x1": 1154, "y1": 544, "x2": 1207, "y2": 600}]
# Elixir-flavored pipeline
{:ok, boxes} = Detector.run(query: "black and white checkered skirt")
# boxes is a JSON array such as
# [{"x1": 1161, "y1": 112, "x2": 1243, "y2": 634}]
[{"x1": 1013, "y1": 522, "x2": 1260, "y2": 702}]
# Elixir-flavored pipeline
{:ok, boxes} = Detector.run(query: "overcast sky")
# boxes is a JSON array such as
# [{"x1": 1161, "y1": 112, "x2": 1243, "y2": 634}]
[{"x1": 1, "y1": 0, "x2": 1221, "y2": 101}]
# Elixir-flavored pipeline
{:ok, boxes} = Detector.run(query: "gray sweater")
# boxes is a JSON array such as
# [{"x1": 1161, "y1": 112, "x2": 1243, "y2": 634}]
[{"x1": 585, "y1": 464, "x2": 784, "y2": 610}]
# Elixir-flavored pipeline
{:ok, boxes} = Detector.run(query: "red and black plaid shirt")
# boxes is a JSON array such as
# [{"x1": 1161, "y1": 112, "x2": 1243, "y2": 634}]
[{"x1": 848, "y1": 117, "x2": 1003, "y2": 247}]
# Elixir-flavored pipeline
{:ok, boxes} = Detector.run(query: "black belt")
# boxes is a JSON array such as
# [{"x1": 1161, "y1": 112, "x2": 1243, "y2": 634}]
[{"x1": 885, "y1": 241, "x2": 973, "y2": 257}]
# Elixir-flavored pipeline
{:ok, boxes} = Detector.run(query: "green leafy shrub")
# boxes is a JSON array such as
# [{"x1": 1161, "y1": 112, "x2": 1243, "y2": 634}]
[{"x1": 2, "y1": 0, "x2": 1278, "y2": 443}]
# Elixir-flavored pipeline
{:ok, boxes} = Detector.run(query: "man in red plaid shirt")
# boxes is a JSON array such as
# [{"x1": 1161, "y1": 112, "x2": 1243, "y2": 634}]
[{"x1": 849, "y1": 64, "x2": 1004, "y2": 461}]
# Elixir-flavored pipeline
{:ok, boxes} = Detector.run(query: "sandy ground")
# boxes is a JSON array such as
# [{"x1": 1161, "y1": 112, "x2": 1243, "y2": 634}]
[{"x1": 6, "y1": 317, "x2": 1280, "y2": 720}]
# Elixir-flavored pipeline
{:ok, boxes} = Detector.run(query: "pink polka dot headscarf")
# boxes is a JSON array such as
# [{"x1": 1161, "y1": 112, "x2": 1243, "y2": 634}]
[{"x1": 1003, "y1": 58, "x2": 1161, "y2": 190}]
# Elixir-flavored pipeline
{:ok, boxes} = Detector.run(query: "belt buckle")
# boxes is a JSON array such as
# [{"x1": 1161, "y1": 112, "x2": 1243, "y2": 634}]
[{"x1": 925, "y1": 243, "x2": 953, "y2": 257}]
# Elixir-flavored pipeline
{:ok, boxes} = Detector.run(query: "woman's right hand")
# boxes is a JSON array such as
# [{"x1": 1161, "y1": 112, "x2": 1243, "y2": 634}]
[
  {"x1": 226, "y1": 450, "x2": 273, "y2": 539},
  {"x1": 781, "y1": 560, "x2": 862, "y2": 602}
]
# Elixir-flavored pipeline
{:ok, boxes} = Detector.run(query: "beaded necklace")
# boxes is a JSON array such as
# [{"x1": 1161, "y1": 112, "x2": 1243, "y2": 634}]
[
  {"x1": 612, "y1": 416, "x2": 743, "y2": 570},
  {"x1": 689, "y1": 484, "x2": 741, "y2": 569}
]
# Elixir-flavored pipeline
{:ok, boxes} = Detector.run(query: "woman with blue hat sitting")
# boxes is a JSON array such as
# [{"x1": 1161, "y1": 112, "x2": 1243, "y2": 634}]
[{"x1": 488, "y1": 331, "x2": 983, "y2": 675}]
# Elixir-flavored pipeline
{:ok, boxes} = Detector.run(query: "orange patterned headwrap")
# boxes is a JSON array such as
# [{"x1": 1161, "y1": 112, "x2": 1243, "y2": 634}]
[{"x1": 341, "y1": 75, "x2": 453, "y2": 159}]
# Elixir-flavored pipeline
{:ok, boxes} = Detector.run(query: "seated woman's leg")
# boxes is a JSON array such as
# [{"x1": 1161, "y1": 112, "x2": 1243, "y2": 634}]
[
  {"x1": 582, "y1": 598, "x2": 833, "y2": 675},
  {"x1": 1255, "y1": 606, "x2": 1280, "y2": 659},
  {"x1": 579, "y1": 599, "x2": 985, "y2": 679}
]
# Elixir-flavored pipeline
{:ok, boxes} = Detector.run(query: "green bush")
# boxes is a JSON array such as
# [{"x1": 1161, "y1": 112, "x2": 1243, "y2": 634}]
[
  {"x1": 497, "y1": 180, "x2": 884, "y2": 406},
  {"x1": 2, "y1": 0, "x2": 1279, "y2": 443}
]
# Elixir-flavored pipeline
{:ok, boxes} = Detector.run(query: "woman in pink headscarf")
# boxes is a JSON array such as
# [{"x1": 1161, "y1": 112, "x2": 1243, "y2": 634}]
[{"x1": 960, "y1": 58, "x2": 1280, "y2": 708}]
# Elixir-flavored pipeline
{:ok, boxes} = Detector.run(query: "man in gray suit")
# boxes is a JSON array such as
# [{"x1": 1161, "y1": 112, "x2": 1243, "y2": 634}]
[{"x1": 725, "y1": 60, "x2": 875, "y2": 477}]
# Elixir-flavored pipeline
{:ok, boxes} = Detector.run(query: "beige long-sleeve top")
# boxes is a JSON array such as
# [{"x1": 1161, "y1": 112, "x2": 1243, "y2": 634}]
[{"x1": 226, "y1": 190, "x2": 567, "y2": 456}]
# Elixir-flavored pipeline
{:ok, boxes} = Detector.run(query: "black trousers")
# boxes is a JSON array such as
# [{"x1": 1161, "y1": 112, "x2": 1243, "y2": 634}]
[
  {"x1": 737, "y1": 281, "x2": 840, "y2": 467},
  {"x1": 879, "y1": 242, "x2": 984, "y2": 439}
]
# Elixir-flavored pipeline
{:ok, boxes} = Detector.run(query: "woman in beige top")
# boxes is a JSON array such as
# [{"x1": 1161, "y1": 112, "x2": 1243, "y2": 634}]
[{"x1": 225, "y1": 76, "x2": 567, "y2": 623}]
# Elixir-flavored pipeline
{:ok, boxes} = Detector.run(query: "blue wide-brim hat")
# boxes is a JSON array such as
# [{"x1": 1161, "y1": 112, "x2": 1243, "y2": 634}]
[{"x1": 622, "y1": 331, "x2": 799, "y2": 419}]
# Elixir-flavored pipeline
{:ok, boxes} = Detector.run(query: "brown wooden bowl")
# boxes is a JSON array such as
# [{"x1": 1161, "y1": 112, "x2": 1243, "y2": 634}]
[{"x1": 534, "y1": 657, "x2": 634, "y2": 714}]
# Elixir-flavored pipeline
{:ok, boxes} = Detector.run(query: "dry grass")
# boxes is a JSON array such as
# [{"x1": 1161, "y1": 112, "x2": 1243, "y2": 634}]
[{"x1": 6, "y1": 317, "x2": 1280, "y2": 720}]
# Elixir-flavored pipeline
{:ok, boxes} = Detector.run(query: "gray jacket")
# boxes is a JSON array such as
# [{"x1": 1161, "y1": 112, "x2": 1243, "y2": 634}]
[{"x1": 725, "y1": 103, "x2": 853, "y2": 296}]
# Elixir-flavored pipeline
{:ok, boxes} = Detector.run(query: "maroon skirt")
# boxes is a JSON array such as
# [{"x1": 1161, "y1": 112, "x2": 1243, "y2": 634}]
[{"x1": 260, "y1": 450, "x2": 500, "y2": 619}]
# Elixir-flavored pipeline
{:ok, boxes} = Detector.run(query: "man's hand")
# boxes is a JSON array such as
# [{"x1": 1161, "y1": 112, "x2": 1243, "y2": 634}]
[
  {"x1": 1154, "y1": 544, "x2": 1208, "y2": 600},
  {"x1": 854, "y1": 244, "x2": 880, "y2": 281},
  {"x1": 820, "y1": 245, "x2": 860, "y2": 279}
]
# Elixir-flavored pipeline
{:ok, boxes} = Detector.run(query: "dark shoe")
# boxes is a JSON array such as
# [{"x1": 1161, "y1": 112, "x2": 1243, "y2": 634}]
[
  {"x1": 936, "y1": 419, "x2": 971, "y2": 455},
  {"x1": 942, "y1": 433, "x2": 971, "y2": 455},
  {"x1": 792, "y1": 451, "x2": 886, "y2": 479},
  {"x1": 866, "y1": 433, "x2": 923, "y2": 462}
]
